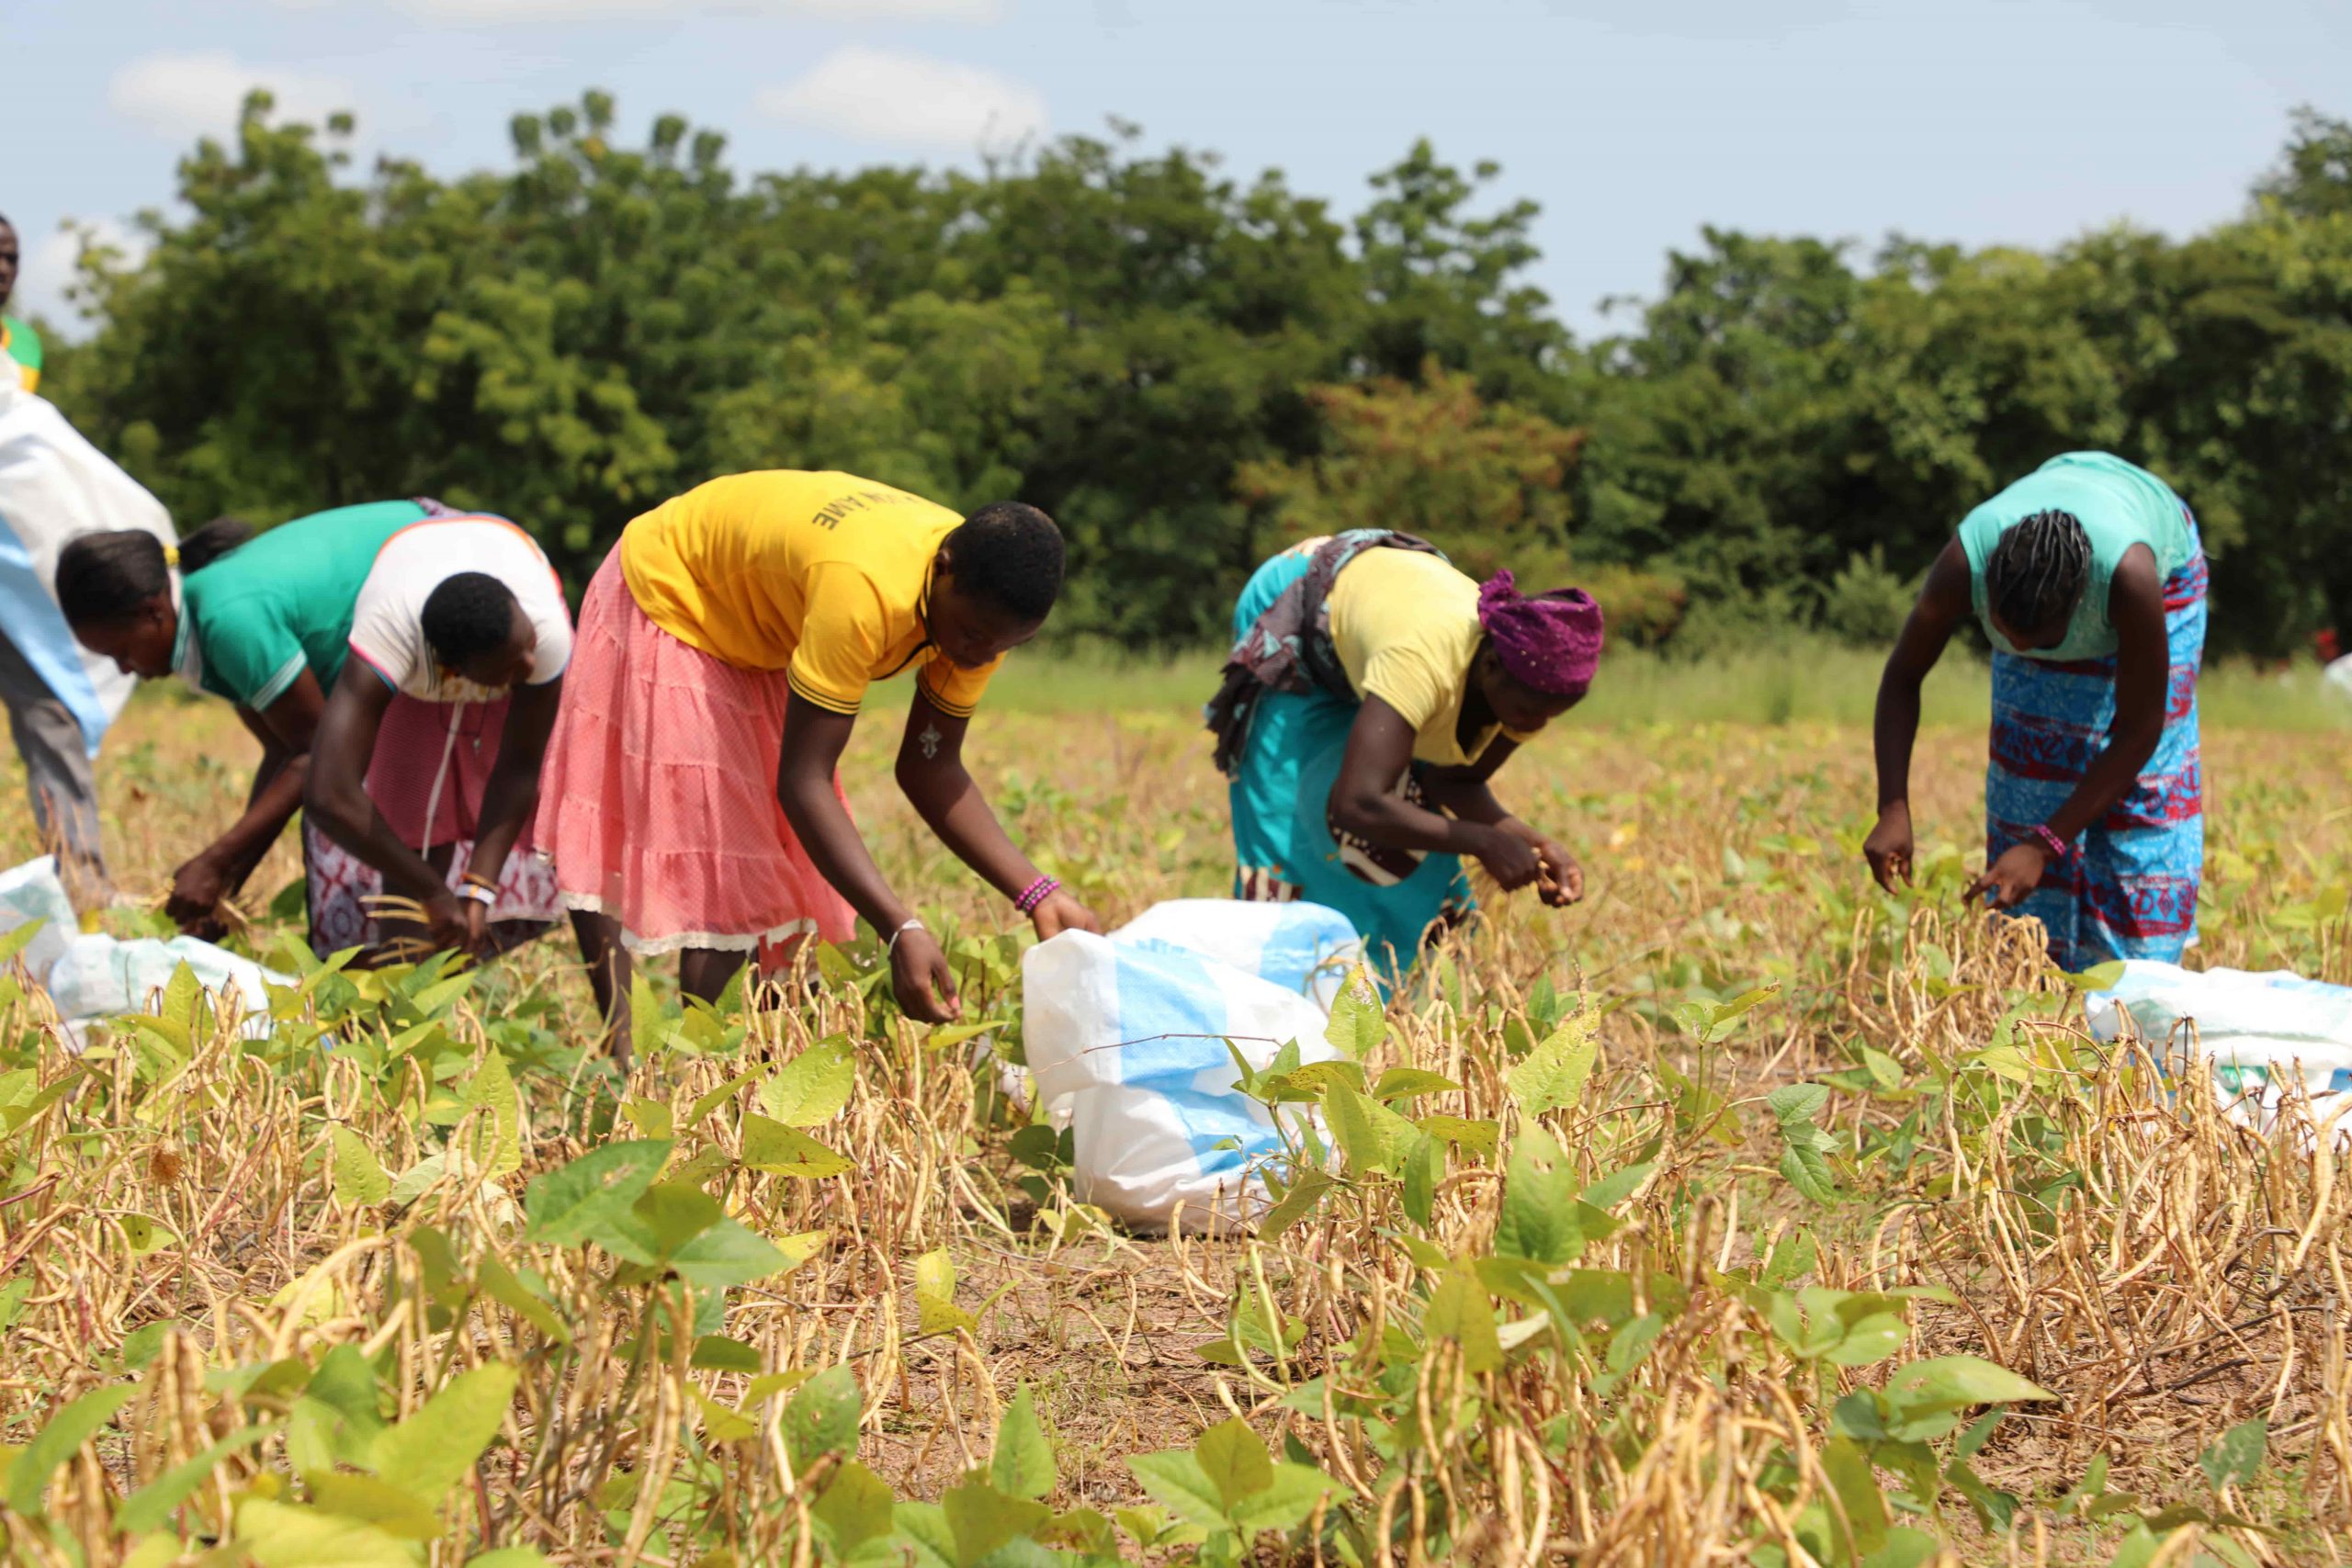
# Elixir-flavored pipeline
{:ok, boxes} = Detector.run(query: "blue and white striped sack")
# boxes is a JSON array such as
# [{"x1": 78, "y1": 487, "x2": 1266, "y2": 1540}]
[
  {"x1": 1021, "y1": 899, "x2": 1362, "y2": 1231},
  {"x1": 2086, "y1": 960, "x2": 2352, "y2": 1141}
]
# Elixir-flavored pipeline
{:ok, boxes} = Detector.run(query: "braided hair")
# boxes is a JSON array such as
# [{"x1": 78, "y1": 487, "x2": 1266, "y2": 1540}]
[{"x1": 1984, "y1": 508, "x2": 2091, "y2": 641}]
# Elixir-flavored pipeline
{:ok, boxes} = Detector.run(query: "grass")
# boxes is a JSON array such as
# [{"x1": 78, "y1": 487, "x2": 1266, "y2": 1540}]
[
  {"x1": 985, "y1": 635, "x2": 2352, "y2": 732},
  {"x1": 1, "y1": 675, "x2": 2349, "y2": 1565}
]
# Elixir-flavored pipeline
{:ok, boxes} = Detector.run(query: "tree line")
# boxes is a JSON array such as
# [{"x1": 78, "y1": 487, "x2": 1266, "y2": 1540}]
[{"x1": 38, "y1": 93, "x2": 2352, "y2": 656}]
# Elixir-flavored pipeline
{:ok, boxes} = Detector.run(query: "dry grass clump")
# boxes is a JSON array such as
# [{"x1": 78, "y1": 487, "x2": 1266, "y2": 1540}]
[{"x1": 0, "y1": 693, "x2": 2346, "y2": 1564}]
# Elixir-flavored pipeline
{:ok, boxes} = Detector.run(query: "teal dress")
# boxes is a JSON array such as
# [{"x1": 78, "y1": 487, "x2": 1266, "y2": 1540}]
[
  {"x1": 1225, "y1": 547, "x2": 1475, "y2": 989},
  {"x1": 1959, "y1": 453, "x2": 2205, "y2": 968}
]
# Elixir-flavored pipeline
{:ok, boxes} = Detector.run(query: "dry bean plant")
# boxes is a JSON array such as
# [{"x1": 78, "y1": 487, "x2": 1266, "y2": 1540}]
[{"x1": 1, "y1": 686, "x2": 2348, "y2": 1567}]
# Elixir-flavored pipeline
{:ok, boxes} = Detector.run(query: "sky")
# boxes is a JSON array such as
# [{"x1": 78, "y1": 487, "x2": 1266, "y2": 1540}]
[{"x1": 6, "y1": 0, "x2": 2348, "y2": 339}]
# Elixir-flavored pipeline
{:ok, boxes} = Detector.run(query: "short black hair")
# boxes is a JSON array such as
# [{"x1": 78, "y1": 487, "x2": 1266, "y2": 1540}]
[
  {"x1": 421, "y1": 572, "x2": 521, "y2": 668},
  {"x1": 943, "y1": 502, "x2": 1063, "y2": 623},
  {"x1": 1984, "y1": 508, "x2": 2092, "y2": 637}
]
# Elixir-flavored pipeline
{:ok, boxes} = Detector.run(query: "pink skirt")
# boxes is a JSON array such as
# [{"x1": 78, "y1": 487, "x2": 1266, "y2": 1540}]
[
  {"x1": 305, "y1": 692, "x2": 561, "y2": 953},
  {"x1": 538, "y1": 546, "x2": 858, "y2": 955}
]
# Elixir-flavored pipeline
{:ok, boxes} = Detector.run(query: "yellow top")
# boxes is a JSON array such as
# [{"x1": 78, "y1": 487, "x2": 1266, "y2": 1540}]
[
  {"x1": 1326, "y1": 547, "x2": 1524, "y2": 766},
  {"x1": 619, "y1": 470, "x2": 1000, "y2": 717}
]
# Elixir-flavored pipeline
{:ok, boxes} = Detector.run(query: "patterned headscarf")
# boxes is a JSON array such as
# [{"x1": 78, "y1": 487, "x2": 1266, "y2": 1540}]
[{"x1": 1476, "y1": 571, "x2": 1603, "y2": 697}]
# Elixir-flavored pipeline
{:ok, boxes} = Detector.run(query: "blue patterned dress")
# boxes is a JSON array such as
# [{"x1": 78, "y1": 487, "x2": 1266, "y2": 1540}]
[{"x1": 1984, "y1": 518, "x2": 2205, "y2": 969}]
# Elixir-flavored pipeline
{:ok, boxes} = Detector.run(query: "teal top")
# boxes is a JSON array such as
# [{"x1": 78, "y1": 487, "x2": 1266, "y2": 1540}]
[
  {"x1": 175, "y1": 500, "x2": 428, "y2": 708},
  {"x1": 1957, "y1": 452, "x2": 2193, "y2": 662}
]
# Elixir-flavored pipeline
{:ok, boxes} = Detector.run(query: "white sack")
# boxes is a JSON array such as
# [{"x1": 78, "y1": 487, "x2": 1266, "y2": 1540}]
[{"x1": 1020, "y1": 899, "x2": 1362, "y2": 1232}]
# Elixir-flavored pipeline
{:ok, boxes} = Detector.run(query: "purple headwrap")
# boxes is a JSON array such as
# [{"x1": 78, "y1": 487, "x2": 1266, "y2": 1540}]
[{"x1": 1476, "y1": 570, "x2": 1604, "y2": 696}]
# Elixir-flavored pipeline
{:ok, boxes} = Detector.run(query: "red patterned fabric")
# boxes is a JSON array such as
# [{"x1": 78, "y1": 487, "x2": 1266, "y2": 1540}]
[
  {"x1": 537, "y1": 546, "x2": 858, "y2": 955},
  {"x1": 303, "y1": 691, "x2": 560, "y2": 954}
]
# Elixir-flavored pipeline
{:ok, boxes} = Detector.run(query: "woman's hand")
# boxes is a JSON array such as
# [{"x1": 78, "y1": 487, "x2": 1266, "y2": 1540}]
[
  {"x1": 1863, "y1": 803, "x2": 1915, "y2": 892},
  {"x1": 889, "y1": 926, "x2": 963, "y2": 1024},
  {"x1": 1534, "y1": 840, "x2": 1584, "y2": 907},
  {"x1": 1966, "y1": 842, "x2": 2050, "y2": 909},
  {"x1": 164, "y1": 852, "x2": 231, "y2": 932},
  {"x1": 423, "y1": 890, "x2": 472, "y2": 953},
  {"x1": 1030, "y1": 888, "x2": 1100, "y2": 940},
  {"x1": 1474, "y1": 825, "x2": 1543, "y2": 892}
]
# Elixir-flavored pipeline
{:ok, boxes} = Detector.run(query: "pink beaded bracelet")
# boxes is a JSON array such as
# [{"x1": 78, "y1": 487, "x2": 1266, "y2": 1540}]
[
  {"x1": 2030, "y1": 824, "x2": 2070, "y2": 862},
  {"x1": 1015, "y1": 875, "x2": 1060, "y2": 915}
]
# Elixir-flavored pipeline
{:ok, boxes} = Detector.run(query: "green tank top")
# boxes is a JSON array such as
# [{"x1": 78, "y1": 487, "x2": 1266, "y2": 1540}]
[{"x1": 1956, "y1": 452, "x2": 2193, "y2": 662}]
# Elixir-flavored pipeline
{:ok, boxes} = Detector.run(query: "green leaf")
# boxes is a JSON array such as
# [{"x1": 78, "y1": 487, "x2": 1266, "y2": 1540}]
[
  {"x1": 304, "y1": 1470, "x2": 443, "y2": 1538},
  {"x1": 741, "y1": 1113, "x2": 854, "y2": 1178},
  {"x1": 1508, "y1": 1010, "x2": 1599, "y2": 1118},
  {"x1": 621, "y1": 1095, "x2": 675, "y2": 1140},
  {"x1": 1412, "y1": 1114, "x2": 1498, "y2": 1158},
  {"x1": 691, "y1": 1387, "x2": 760, "y2": 1442},
  {"x1": 990, "y1": 1387, "x2": 1056, "y2": 1501},
  {"x1": 1258, "y1": 1169, "x2": 1334, "y2": 1240},
  {"x1": 1230, "y1": 1462, "x2": 1335, "y2": 1534},
  {"x1": 122, "y1": 1538, "x2": 187, "y2": 1568},
  {"x1": 631, "y1": 1180, "x2": 725, "y2": 1259},
  {"x1": 1824, "y1": 1311, "x2": 1908, "y2": 1368},
  {"x1": 7, "y1": 1382, "x2": 138, "y2": 1516},
  {"x1": 1128, "y1": 1450, "x2": 1229, "y2": 1529},
  {"x1": 2199, "y1": 1416, "x2": 2268, "y2": 1493},
  {"x1": 1323, "y1": 967, "x2": 1385, "y2": 1059},
  {"x1": 1767, "y1": 1082, "x2": 1830, "y2": 1126},
  {"x1": 1195, "y1": 1417, "x2": 1273, "y2": 1511},
  {"x1": 942, "y1": 1479, "x2": 1051, "y2": 1567},
  {"x1": 1494, "y1": 1124, "x2": 1583, "y2": 1266},
  {"x1": 1883, "y1": 1356, "x2": 2056, "y2": 1418},
  {"x1": 671, "y1": 1218, "x2": 793, "y2": 1291},
  {"x1": 114, "y1": 1422, "x2": 275, "y2": 1536},
  {"x1": 759, "y1": 1036, "x2": 855, "y2": 1127},
  {"x1": 477, "y1": 1253, "x2": 571, "y2": 1345},
  {"x1": 2064, "y1": 961, "x2": 2128, "y2": 992},
  {"x1": 1579, "y1": 1160, "x2": 1653, "y2": 1211},
  {"x1": 1400, "y1": 1134, "x2": 1440, "y2": 1230},
  {"x1": 521, "y1": 1139, "x2": 673, "y2": 1249},
  {"x1": 368, "y1": 1361, "x2": 519, "y2": 1505},
  {"x1": 329, "y1": 1126, "x2": 390, "y2": 1208},
  {"x1": 783, "y1": 1363, "x2": 863, "y2": 1470},
  {"x1": 233, "y1": 1500, "x2": 416, "y2": 1567},
  {"x1": 1821, "y1": 1436, "x2": 1888, "y2": 1555},
  {"x1": 465, "y1": 1551, "x2": 552, "y2": 1568},
  {"x1": 1423, "y1": 1268, "x2": 1502, "y2": 1374},
  {"x1": 1371, "y1": 1067, "x2": 1458, "y2": 1101},
  {"x1": 1943, "y1": 1456, "x2": 2017, "y2": 1534},
  {"x1": 684, "y1": 1069, "x2": 763, "y2": 1127},
  {"x1": 890, "y1": 1502, "x2": 959, "y2": 1568},
  {"x1": 1781, "y1": 1140, "x2": 1838, "y2": 1204},
  {"x1": 1323, "y1": 1082, "x2": 1416, "y2": 1178},
  {"x1": 690, "y1": 1336, "x2": 763, "y2": 1373},
  {"x1": 814, "y1": 1461, "x2": 897, "y2": 1553},
  {"x1": 460, "y1": 1047, "x2": 522, "y2": 1178}
]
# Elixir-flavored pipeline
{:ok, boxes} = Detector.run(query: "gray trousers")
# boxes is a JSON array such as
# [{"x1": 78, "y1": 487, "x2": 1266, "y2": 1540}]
[{"x1": 0, "y1": 630, "x2": 106, "y2": 908}]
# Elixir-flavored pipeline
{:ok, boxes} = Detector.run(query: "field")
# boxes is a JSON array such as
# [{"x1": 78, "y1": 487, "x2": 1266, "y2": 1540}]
[{"x1": 5, "y1": 655, "x2": 2352, "y2": 1567}]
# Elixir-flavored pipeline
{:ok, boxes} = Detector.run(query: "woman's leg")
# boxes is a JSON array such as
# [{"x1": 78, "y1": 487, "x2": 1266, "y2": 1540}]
[
  {"x1": 679, "y1": 945, "x2": 751, "y2": 1007},
  {"x1": 571, "y1": 908, "x2": 633, "y2": 1047}
]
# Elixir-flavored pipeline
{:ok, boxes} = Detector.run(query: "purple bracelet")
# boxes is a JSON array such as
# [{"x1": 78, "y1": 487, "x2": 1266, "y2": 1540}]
[
  {"x1": 2030, "y1": 824, "x2": 2070, "y2": 862},
  {"x1": 1015, "y1": 875, "x2": 1060, "y2": 915}
]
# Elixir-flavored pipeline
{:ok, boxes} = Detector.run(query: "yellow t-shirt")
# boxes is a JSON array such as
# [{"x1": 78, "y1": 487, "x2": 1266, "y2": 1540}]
[
  {"x1": 619, "y1": 470, "x2": 1001, "y2": 717},
  {"x1": 1326, "y1": 547, "x2": 1524, "y2": 766}
]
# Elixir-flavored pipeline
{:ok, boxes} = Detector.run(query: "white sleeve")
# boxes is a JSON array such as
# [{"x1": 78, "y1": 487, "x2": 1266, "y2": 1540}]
[
  {"x1": 525, "y1": 575, "x2": 573, "y2": 684},
  {"x1": 345, "y1": 563, "x2": 420, "y2": 692}
]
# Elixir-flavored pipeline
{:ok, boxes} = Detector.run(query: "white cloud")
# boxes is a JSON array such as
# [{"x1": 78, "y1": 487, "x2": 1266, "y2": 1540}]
[
  {"x1": 356, "y1": 0, "x2": 1002, "y2": 20},
  {"x1": 11, "y1": 220, "x2": 152, "y2": 338},
  {"x1": 755, "y1": 45, "x2": 1045, "y2": 152},
  {"x1": 107, "y1": 51, "x2": 359, "y2": 144}
]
